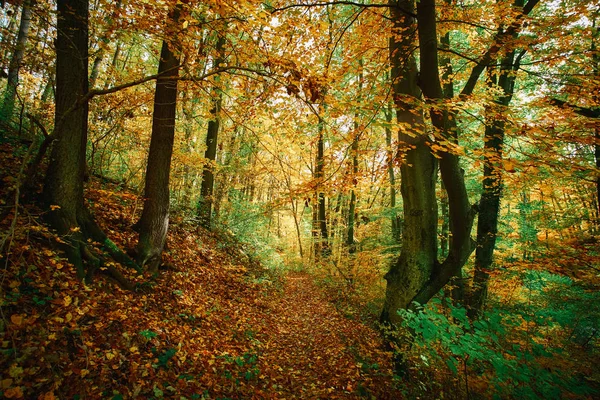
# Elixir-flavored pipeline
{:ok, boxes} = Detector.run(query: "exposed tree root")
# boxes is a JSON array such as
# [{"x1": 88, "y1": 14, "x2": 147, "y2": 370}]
[{"x1": 47, "y1": 206, "x2": 140, "y2": 290}]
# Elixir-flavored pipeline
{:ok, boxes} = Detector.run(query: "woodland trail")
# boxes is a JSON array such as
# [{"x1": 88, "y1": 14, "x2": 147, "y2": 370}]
[{"x1": 252, "y1": 271, "x2": 400, "y2": 399}]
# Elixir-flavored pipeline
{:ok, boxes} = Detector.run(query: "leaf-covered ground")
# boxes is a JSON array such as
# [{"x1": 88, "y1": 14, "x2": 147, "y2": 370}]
[{"x1": 0, "y1": 142, "x2": 401, "y2": 399}]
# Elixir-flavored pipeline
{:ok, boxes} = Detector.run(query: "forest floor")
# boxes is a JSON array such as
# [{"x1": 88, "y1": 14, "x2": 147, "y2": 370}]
[
  {"x1": 0, "y1": 141, "x2": 401, "y2": 399},
  {"x1": 2, "y1": 139, "x2": 600, "y2": 399}
]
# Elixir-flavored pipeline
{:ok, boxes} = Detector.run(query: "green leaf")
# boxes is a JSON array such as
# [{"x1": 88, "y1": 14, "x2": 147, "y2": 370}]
[{"x1": 446, "y1": 357, "x2": 458, "y2": 375}]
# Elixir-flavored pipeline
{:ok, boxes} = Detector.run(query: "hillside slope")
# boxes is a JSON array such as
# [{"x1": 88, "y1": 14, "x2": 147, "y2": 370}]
[{"x1": 0, "y1": 142, "x2": 400, "y2": 399}]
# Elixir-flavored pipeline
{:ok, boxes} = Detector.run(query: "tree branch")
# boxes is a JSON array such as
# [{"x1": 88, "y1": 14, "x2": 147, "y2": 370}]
[
  {"x1": 269, "y1": 1, "x2": 417, "y2": 18},
  {"x1": 550, "y1": 98, "x2": 600, "y2": 119},
  {"x1": 460, "y1": 0, "x2": 540, "y2": 97}
]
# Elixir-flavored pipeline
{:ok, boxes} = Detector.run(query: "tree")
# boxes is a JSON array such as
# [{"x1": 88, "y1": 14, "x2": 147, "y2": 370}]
[
  {"x1": 198, "y1": 31, "x2": 226, "y2": 229},
  {"x1": 381, "y1": 0, "x2": 540, "y2": 325},
  {"x1": 380, "y1": 0, "x2": 439, "y2": 324},
  {"x1": 1, "y1": 0, "x2": 32, "y2": 123},
  {"x1": 44, "y1": 0, "x2": 138, "y2": 286},
  {"x1": 470, "y1": 43, "x2": 525, "y2": 317},
  {"x1": 136, "y1": 2, "x2": 183, "y2": 272}
]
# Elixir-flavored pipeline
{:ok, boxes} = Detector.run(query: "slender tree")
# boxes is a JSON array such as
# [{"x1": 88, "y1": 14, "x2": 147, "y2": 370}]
[
  {"x1": 136, "y1": 3, "x2": 183, "y2": 272},
  {"x1": 1, "y1": 0, "x2": 32, "y2": 122},
  {"x1": 470, "y1": 45, "x2": 525, "y2": 317},
  {"x1": 198, "y1": 31, "x2": 226, "y2": 228}
]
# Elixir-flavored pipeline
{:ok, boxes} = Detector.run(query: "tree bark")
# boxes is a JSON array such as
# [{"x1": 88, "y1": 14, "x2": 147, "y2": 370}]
[
  {"x1": 385, "y1": 106, "x2": 401, "y2": 243},
  {"x1": 1, "y1": 0, "x2": 32, "y2": 123},
  {"x1": 381, "y1": 0, "x2": 438, "y2": 325},
  {"x1": 347, "y1": 60, "x2": 363, "y2": 254},
  {"x1": 44, "y1": 0, "x2": 139, "y2": 285},
  {"x1": 470, "y1": 46, "x2": 522, "y2": 318},
  {"x1": 198, "y1": 32, "x2": 226, "y2": 228},
  {"x1": 313, "y1": 107, "x2": 329, "y2": 259},
  {"x1": 136, "y1": 5, "x2": 182, "y2": 272}
]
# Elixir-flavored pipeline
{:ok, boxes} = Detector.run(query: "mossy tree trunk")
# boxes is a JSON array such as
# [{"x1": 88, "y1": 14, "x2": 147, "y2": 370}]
[{"x1": 380, "y1": 0, "x2": 438, "y2": 325}]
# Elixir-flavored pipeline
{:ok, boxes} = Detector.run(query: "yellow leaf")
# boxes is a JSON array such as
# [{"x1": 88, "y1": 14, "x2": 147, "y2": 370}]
[
  {"x1": 50, "y1": 205, "x2": 61, "y2": 211},
  {"x1": 10, "y1": 315, "x2": 23, "y2": 326},
  {"x1": 0, "y1": 378, "x2": 13, "y2": 389},
  {"x1": 64, "y1": 295, "x2": 72, "y2": 307},
  {"x1": 8, "y1": 364, "x2": 23, "y2": 378}
]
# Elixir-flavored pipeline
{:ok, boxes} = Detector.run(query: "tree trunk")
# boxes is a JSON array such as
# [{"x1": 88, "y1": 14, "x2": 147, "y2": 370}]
[
  {"x1": 407, "y1": 0, "x2": 477, "y2": 307},
  {"x1": 313, "y1": 109, "x2": 329, "y2": 259},
  {"x1": 384, "y1": 103, "x2": 402, "y2": 243},
  {"x1": 1, "y1": 0, "x2": 32, "y2": 123},
  {"x1": 470, "y1": 46, "x2": 521, "y2": 318},
  {"x1": 44, "y1": 0, "x2": 138, "y2": 286},
  {"x1": 198, "y1": 32, "x2": 226, "y2": 228},
  {"x1": 44, "y1": 0, "x2": 90, "y2": 262},
  {"x1": 381, "y1": 0, "x2": 438, "y2": 325},
  {"x1": 136, "y1": 5, "x2": 182, "y2": 272},
  {"x1": 347, "y1": 60, "x2": 362, "y2": 254}
]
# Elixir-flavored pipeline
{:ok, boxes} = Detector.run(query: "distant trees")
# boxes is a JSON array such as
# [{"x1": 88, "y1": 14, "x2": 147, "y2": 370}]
[
  {"x1": 198, "y1": 31, "x2": 226, "y2": 229},
  {"x1": 1, "y1": 0, "x2": 32, "y2": 122},
  {"x1": 1, "y1": 0, "x2": 596, "y2": 311}
]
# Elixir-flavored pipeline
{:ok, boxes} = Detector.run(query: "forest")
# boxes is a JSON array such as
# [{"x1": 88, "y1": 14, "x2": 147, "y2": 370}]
[{"x1": 0, "y1": 0, "x2": 599, "y2": 398}]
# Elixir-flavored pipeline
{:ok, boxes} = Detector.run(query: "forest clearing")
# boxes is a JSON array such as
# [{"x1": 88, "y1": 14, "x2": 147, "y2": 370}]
[{"x1": 1, "y1": 0, "x2": 599, "y2": 398}]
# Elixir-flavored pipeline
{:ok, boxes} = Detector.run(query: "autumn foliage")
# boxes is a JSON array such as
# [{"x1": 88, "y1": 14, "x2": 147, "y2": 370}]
[{"x1": 1, "y1": 0, "x2": 600, "y2": 398}]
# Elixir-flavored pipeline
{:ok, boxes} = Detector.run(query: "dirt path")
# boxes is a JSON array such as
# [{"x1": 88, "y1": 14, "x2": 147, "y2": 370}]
[{"x1": 253, "y1": 272, "x2": 400, "y2": 399}]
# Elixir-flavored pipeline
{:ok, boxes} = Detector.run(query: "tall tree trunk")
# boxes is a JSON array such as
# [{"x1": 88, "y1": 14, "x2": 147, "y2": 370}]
[
  {"x1": 407, "y1": 0, "x2": 478, "y2": 307},
  {"x1": 384, "y1": 103, "x2": 401, "y2": 243},
  {"x1": 381, "y1": 0, "x2": 438, "y2": 325},
  {"x1": 44, "y1": 0, "x2": 138, "y2": 286},
  {"x1": 198, "y1": 32, "x2": 226, "y2": 228},
  {"x1": 1, "y1": 0, "x2": 32, "y2": 123},
  {"x1": 313, "y1": 109, "x2": 329, "y2": 259},
  {"x1": 44, "y1": 0, "x2": 90, "y2": 275},
  {"x1": 347, "y1": 60, "x2": 363, "y2": 254},
  {"x1": 347, "y1": 133, "x2": 359, "y2": 254},
  {"x1": 136, "y1": 5, "x2": 182, "y2": 272},
  {"x1": 593, "y1": 20, "x2": 600, "y2": 230},
  {"x1": 470, "y1": 46, "x2": 522, "y2": 318},
  {"x1": 438, "y1": 30, "x2": 453, "y2": 259}
]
